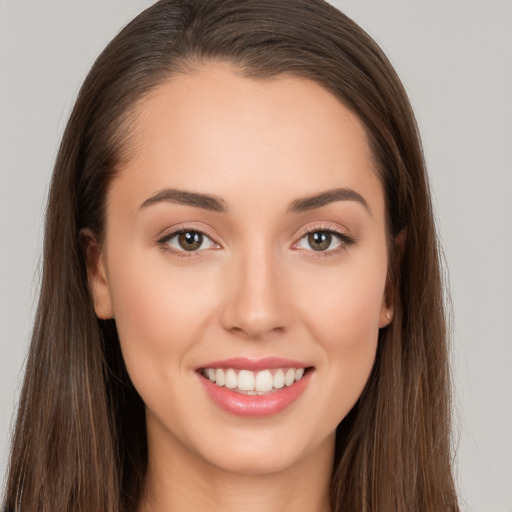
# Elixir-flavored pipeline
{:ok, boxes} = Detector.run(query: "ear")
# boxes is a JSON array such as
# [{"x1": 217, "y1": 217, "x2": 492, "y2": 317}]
[
  {"x1": 81, "y1": 228, "x2": 114, "y2": 319},
  {"x1": 379, "y1": 228, "x2": 406, "y2": 328},
  {"x1": 378, "y1": 294, "x2": 393, "y2": 329}
]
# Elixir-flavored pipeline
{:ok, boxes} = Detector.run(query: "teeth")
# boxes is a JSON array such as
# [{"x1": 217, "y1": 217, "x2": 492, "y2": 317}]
[
  {"x1": 255, "y1": 370, "x2": 273, "y2": 392},
  {"x1": 273, "y1": 369, "x2": 285, "y2": 389},
  {"x1": 202, "y1": 367, "x2": 307, "y2": 394},
  {"x1": 215, "y1": 368, "x2": 225, "y2": 386},
  {"x1": 225, "y1": 369, "x2": 237, "y2": 389},
  {"x1": 284, "y1": 368, "x2": 295, "y2": 386},
  {"x1": 238, "y1": 370, "x2": 255, "y2": 391}
]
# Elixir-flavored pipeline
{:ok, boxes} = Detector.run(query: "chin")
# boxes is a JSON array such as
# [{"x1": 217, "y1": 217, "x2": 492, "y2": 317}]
[
  {"x1": 205, "y1": 443, "x2": 306, "y2": 476},
  {"x1": 192, "y1": 423, "x2": 332, "y2": 477}
]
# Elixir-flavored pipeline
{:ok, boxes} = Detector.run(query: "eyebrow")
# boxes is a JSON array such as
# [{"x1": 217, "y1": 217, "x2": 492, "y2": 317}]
[
  {"x1": 139, "y1": 189, "x2": 228, "y2": 212},
  {"x1": 139, "y1": 186, "x2": 370, "y2": 215},
  {"x1": 287, "y1": 188, "x2": 371, "y2": 215}
]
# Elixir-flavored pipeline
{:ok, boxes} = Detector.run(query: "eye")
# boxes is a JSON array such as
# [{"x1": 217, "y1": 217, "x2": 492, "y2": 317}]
[
  {"x1": 158, "y1": 229, "x2": 218, "y2": 253},
  {"x1": 294, "y1": 229, "x2": 354, "y2": 253}
]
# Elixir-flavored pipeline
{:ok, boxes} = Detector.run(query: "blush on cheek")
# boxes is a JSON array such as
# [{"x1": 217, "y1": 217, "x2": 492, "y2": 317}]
[
  {"x1": 109, "y1": 254, "x2": 219, "y2": 367},
  {"x1": 310, "y1": 281, "x2": 383, "y2": 346}
]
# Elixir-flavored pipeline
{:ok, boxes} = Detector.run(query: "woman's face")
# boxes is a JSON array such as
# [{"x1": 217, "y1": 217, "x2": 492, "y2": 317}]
[{"x1": 89, "y1": 63, "x2": 391, "y2": 476}]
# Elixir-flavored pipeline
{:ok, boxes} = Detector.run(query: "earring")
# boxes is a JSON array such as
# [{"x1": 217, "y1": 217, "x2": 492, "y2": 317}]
[{"x1": 385, "y1": 311, "x2": 391, "y2": 321}]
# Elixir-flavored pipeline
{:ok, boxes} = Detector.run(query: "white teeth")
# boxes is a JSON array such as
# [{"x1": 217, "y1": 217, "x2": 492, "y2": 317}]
[
  {"x1": 203, "y1": 367, "x2": 308, "y2": 394},
  {"x1": 225, "y1": 369, "x2": 237, "y2": 389},
  {"x1": 273, "y1": 369, "x2": 285, "y2": 389},
  {"x1": 284, "y1": 368, "x2": 295, "y2": 386},
  {"x1": 255, "y1": 370, "x2": 273, "y2": 392},
  {"x1": 215, "y1": 368, "x2": 225, "y2": 386},
  {"x1": 238, "y1": 370, "x2": 255, "y2": 391}
]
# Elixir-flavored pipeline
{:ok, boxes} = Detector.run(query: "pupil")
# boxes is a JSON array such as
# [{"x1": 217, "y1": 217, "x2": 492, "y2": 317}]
[
  {"x1": 179, "y1": 231, "x2": 203, "y2": 251},
  {"x1": 308, "y1": 231, "x2": 331, "y2": 251}
]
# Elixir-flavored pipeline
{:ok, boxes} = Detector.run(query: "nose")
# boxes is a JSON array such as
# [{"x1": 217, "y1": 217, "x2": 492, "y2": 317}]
[{"x1": 220, "y1": 245, "x2": 290, "y2": 340}]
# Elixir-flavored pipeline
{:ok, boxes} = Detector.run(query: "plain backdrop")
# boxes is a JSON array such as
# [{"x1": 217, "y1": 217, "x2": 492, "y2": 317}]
[{"x1": 0, "y1": 1, "x2": 511, "y2": 510}]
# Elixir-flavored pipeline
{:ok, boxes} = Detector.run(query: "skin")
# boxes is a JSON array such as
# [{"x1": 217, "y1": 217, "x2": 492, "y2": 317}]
[{"x1": 87, "y1": 63, "x2": 392, "y2": 512}]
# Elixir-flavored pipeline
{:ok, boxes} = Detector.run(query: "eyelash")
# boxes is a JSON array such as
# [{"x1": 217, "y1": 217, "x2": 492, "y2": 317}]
[
  {"x1": 156, "y1": 226, "x2": 220, "y2": 259},
  {"x1": 294, "y1": 225, "x2": 356, "y2": 258},
  {"x1": 156, "y1": 224, "x2": 355, "y2": 258}
]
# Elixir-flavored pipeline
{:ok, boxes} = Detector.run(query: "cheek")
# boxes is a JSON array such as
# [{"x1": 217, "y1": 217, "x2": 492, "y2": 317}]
[
  {"x1": 105, "y1": 245, "x2": 220, "y2": 386},
  {"x1": 300, "y1": 255, "x2": 386, "y2": 349},
  {"x1": 296, "y1": 254, "x2": 386, "y2": 420},
  {"x1": 310, "y1": 283, "x2": 382, "y2": 381}
]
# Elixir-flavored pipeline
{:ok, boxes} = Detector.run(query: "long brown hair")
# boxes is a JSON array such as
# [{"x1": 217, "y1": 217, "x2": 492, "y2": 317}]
[{"x1": 3, "y1": 1, "x2": 459, "y2": 511}]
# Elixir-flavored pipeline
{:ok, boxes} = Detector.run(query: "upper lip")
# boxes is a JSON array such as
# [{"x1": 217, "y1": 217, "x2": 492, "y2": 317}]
[{"x1": 197, "y1": 357, "x2": 313, "y2": 372}]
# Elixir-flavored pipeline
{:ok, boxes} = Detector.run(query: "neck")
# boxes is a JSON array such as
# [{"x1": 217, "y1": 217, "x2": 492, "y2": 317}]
[{"x1": 139, "y1": 424, "x2": 334, "y2": 512}]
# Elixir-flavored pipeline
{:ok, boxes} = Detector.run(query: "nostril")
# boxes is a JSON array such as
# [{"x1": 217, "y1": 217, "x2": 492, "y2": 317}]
[{"x1": 226, "y1": 324, "x2": 286, "y2": 340}]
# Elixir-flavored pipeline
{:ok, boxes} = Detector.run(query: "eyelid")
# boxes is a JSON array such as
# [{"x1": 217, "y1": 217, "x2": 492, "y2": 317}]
[
  {"x1": 156, "y1": 223, "x2": 222, "y2": 255},
  {"x1": 155, "y1": 221, "x2": 354, "y2": 257},
  {"x1": 156, "y1": 222, "x2": 221, "y2": 242},
  {"x1": 291, "y1": 223, "x2": 355, "y2": 253}
]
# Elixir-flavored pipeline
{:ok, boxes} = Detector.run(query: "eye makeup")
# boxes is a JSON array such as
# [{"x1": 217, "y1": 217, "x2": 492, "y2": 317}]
[
  {"x1": 291, "y1": 223, "x2": 356, "y2": 259},
  {"x1": 295, "y1": 226, "x2": 354, "y2": 251},
  {"x1": 155, "y1": 220, "x2": 356, "y2": 260},
  {"x1": 156, "y1": 225, "x2": 221, "y2": 258},
  {"x1": 158, "y1": 229, "x2": 219, "y2": 256}
]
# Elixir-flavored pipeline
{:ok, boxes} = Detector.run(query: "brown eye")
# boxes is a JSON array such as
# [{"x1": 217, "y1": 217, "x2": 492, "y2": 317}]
[
  {"x1": 178, "y1": 231, "x2": 203, "y2": 251},
  {"x1": 158, "y1": 228, "x2": 219, "y2": 255},
  {"x1": 294, "y1": 228, "x2": 352, "y2": 254},
  {"x1": 307, "y1": 231, "x2": 333, "y2": 251}
]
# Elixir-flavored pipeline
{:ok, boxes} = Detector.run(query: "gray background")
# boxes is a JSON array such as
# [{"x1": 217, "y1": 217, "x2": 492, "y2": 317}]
[{"x1": 1, "y1": 1, "x2": 511, "y2": 510}]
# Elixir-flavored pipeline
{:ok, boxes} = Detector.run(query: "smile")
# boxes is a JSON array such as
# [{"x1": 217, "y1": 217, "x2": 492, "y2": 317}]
[
  {"x1": 196, "y1": 358, "x2": 314, "y2": 418},
  {"x1": 200, "y1": 367, "x2": 306, "y2": 395}
]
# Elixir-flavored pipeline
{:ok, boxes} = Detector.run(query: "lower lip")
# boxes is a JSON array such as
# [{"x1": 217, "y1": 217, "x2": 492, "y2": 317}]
[{"x1": 197, "y1": 369, "x2": 313, "y2": 418}]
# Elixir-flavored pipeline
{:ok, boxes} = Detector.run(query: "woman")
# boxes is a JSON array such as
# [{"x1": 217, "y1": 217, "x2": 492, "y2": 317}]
[{"x1": 3, "y1": 0, "x2": 460, "y2": 511}]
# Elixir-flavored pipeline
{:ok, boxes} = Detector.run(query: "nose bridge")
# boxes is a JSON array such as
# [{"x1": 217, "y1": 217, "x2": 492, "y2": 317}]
[{"x1": 221, "y1": 239, "x2": 289, "y2": 339}]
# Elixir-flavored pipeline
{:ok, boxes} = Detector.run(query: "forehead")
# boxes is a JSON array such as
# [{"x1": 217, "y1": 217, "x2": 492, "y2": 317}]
[{"x1": 109, "y1": 63, "x2": 384, "y2": 219}]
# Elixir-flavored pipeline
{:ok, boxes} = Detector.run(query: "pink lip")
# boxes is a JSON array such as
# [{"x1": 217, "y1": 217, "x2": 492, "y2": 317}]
[
  {"x1": 197, "y1": 356, "x2": 311, "y2": 371},
  {"x1": 196, "y1": 365, "x2": 314, "y2": 418}
]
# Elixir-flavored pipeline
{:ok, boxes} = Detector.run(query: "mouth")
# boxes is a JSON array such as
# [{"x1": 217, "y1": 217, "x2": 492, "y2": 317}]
[
  {"x1": 198, "y1": 366, "x2": 312, "y2": 395},
  {"x1": 195, "y1": 359, "x2": 315, "y2": 417}
]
